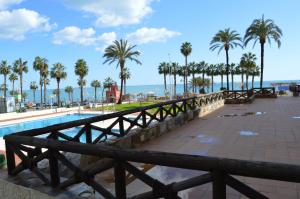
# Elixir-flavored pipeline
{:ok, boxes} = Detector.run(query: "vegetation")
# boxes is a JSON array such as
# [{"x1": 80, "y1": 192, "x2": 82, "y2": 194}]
[
  {"x1": 103, "y1": 39, "x2": 141, "y2": 104},
  {"x1": 240, "y1": 52, "x2": 257, "y2": 92},
  {"x1": 91, "y1": 80, "x2": 101, "y2": 102},
  {"x1": 75, "y1": 59, "x2": 88, "y2": 103},
  {"x1": 51, "y1": 63, "x2": 67, "y2": 107},
  {"x1": 30, "y1": 81, "x2": 38, "y2": 103},
  {"x1": 158, "y1": 62, "x2": 169, "y2": 91},
  {"x1": 64, "y1": 86, "x2": 74, "y2": 104},
  {"x1": 33, "y1": 56, "x2": 48, "y2": 107},
  {"x1": 120, "y1": 67, "x2": 131, "y2": 95},
  {"x1": 0, "y1": 60, "x2": 11, "y2": 101},
  {"x1": 210, "y1": 28, "x2": 243, "y2": 90},
  {"x1": 0, "y1": 154, "x2": 5, "y2": 169},
  {"x1": 180, "y1": 42, "x2": 192, "y2": 93},
  {"x1": 13, "y1": 58, "x2": 28, "y2": 102},
  {"x1": 244, "y1": 15, "x2": 282, "y2": 88},
  {"x1": 9, "y1": 73, "x2": 18, "y2": 97},
  {"x1": 93, "y1": 101, "x2": 157, "y2": 112}
]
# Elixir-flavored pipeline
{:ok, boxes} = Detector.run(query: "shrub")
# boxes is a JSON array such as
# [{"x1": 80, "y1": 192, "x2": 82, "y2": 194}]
[{"x1": 0, "y1": 154, "x2": 6, "y2": 169}]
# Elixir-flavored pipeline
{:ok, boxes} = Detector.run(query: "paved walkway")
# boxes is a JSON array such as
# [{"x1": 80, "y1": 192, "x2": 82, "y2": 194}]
[{"x1": 128, "y1": 97, "x2": 300, "y2": 198}]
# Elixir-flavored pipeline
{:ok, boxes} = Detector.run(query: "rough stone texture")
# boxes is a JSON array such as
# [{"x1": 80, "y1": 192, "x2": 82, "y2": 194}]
[{"x1": 0, "y1": 178, "x2": 54, "y2": 199}]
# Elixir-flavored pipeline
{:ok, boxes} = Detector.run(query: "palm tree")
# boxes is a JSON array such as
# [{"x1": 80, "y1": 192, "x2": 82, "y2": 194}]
[
  {"x1": 250, "y1": 66, "x2": 260, "y2": 89},
  {"x1": 21, "y1": 92, "x2": 27, "y2": 102},
  {"x1": 0, "y1": 61, "x2": 11, "y2": 101},
  {"x1": 30, "y1": 81, "x2": 38, "y2": 103},
  {"x1": 102, "y1": 77, "x2": 115, "y2": 110},
  {"x1": 91, "y1": 80, "x2": 101, "y2": 102},
  {"x1": 244, "y1": 15, "x2": 282, "y2": 88},
  {"x1": 180, "y1": 42, "x2": 192, "y2": 93},
  {"x1": 51, "y1": 63, "x2": 67, "y2": 107},
  {"x1": 210, "y1": 28, "x2": 243, "y2": 90},
  {"x1": 9, "y1": 73, "x2": 18, "y2": 96},
  {"x1": 217, "y1": 63, "x2": 226, "y2": 89},
  {"x1": 197, "y1": 61, "x2": 208, "y2": 91},
  {"x1": 13, "y1": 58, "x2": 28, "y2": 102},
  {"x1": 75, "y1": 59, "x2": 88, "y2": 104},
  {"x1": 120, "y1": 67, "x2": 131, "y2": 95},
  {"x1": 235, "y1": 64, "x2": 245, "y2": 90},
  {"x1": 240, "y1": 52, "x2": 257, "y2": 92},
  {"x1": 171, "y1": 62, "x2": 179, "y2": 96},
  {"x1": 189, "y1": 62, "x2": 197, "y2": 93},
  {"x1": 33, "y1": 56, "x2": 48, "y2": 106},
  {"x1": 42, "y1": 70, "x2": 49, "y2": 105},
  {"x1": 229, "y1": 63, "x2": 236, "y2": 90},
  {"x1": 158, "y1": 62, "x2": 169, "y2": 91},
  {"x1": 64, "y1": 86, "x2": 74, "y2": 104},
  {"x1": 206, "y1": 64, "x2": 218, "y2": 92},
  {"x1": 103, "y1": 39, "x2": 141, "y2": 104}
]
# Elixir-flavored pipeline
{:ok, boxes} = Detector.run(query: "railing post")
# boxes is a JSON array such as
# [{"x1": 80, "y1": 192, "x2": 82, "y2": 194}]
[
  {"x1": 172, "y1": 102, "x2": 177, "y2": 116},
  {"x1": 159, "y1": 106, "x2": 164, "y2": 122},
  {"x1": 119, "y1": 117, "x2": 125, "y2": 136},
  {"x1": 142, "y1": 110, "x2": 147, "y2": 128},
  {"x1": 183, "y1": 99, "x2": 187, "y2": 113},
  {"x1": 49, "y1": 134, "x2": 60, "y2": 187},
  {"x1": 5, "y1": 141, "x2": 16, "y2": 175},
  {"x1": 114, "y1": 161, "x2": 126, "y2": 199},
  {"x1": 212, "y1": 171, "x2": 226, "y2": 199},
  {"x1": 85, "y1": 124, "x2": 92, "y2": 144}
]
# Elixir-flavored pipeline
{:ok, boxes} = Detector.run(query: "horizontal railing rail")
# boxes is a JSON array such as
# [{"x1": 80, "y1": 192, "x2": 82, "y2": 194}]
[{"x1": 4, "y1": 135, "x2": 300, "y2": 199}]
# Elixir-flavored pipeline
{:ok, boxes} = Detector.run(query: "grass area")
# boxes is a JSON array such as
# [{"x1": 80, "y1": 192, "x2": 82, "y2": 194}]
[{"x1": 92, "y1": 101, "x2": 158, "y2": 112}]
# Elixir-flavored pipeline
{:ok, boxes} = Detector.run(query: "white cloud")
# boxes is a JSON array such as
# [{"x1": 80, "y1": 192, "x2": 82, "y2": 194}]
[
  {"x1": 0, "y1": 0, "x2": 23, "y2": 10},
  {"x1": 126, "y1": 27, "x2": 181, "y2": 44},
  {"x1": 0, "y1": 8, "x2": 54, "y2": 40},
  {"x1": 64, "y1": 0, "x2": 154, "y2": 27},
  {"x1": 53, "y1": 26, "x2": 116, "y2": 50}
]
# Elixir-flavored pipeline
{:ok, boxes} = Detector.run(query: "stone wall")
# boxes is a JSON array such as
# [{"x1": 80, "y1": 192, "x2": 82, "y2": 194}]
[
  {"x1": 0, "y1": 178, "x2": 54, "y2": 199},
  {"x1": 106, "y1": 99, "x2": 224, "y2": 149}
]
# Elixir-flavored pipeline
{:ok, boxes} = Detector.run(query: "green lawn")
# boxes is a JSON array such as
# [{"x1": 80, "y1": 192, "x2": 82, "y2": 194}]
[{"x1": 91, "y1": 101, "x2": 158, "y2": 112}]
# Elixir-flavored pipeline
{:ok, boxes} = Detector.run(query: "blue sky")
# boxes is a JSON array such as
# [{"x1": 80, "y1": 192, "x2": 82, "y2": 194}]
[{"x1": 0, "y1": 0, "x2": 299, "y2": 89}]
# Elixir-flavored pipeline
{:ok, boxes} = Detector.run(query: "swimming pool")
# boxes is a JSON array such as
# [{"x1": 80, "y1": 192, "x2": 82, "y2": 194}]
[{"x1": 0, "y1": 113, "x2": 100, "y2": 137}]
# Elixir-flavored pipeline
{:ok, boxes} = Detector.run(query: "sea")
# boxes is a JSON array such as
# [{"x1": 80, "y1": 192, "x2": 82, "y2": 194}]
[{"x1": 3, "y1": 80, "x2": 300, "y2": 103}]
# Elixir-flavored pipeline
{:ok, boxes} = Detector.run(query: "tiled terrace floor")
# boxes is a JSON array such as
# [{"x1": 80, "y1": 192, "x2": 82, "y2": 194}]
[{"x1": 127, "y1": 97, "x2": 300, "y2": 198}]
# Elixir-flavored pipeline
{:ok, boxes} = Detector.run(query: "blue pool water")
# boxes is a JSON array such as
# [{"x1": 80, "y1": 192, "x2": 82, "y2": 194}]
[{"x1": 0, "y1": 113, "x2": 100, "y2": 137}]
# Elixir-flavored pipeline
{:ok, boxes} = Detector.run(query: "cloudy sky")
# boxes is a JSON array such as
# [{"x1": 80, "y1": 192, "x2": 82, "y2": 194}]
[{"x1": 0, "y1": 0, "x2": 299, "y2": 89}]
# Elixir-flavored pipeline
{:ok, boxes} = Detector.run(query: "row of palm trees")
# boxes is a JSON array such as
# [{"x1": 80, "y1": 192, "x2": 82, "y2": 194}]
[
  {"x1": 158, "y1": 53, "x2": 260, "y2": 94},
  {"x1": 159, "y1": 15, "x2": 282, "y2": 94}
]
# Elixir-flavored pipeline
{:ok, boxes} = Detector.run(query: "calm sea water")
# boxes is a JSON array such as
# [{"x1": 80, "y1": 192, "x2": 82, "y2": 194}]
[{"x1": 3, "y1": 80, "x2": 300, "y2": 103}]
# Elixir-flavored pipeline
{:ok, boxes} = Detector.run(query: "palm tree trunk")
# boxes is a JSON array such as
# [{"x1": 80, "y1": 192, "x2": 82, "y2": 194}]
[
  {"x1": 40, "y1": 74, "x2": 43, "y2": 107},
  {"x1": 246, "y1": 73, "x2": 249, "y2": 93},
  {"x1": 252, "y1": 75, "x2": 254, "y2": 89},
  {"x1": 211, "y1": 75, "x2": 214, "y2": 92},
  {"x1": 44, "y1": 80, "x2": 47, "y2": 106},
  {"x1": 20, "y1": 73, "x2": 23, "y2": 102},
  {"x1": 12, "y1": 81, "x2": 15, "y2": 96},
  {"x1": 241, "y1": 73, "x2": 244, "y2": 91},
  {"x1": 124, "y1": 79, "x2": 126, "y2": 96},
  {"x1": 202, "y1": 72, "x2": 205, "y2": 90},
  {"x1": 225, "y1": 49, "x2": 229, "y2": 90},
  {"x1": 71, "y1": 92, "x2": 73, "y2": 104},
  {"x1": 260, "y1": 42, "x2": 264, "y2": 89},
  {"x1": 164, "y1": 73, "x2": 167, "y2": 91},
  {"x1": 231, "y1": 73, "x2": 234, "y2": 90},
  {"x1": 192, "y1": 70, "x2": 195, "y2": 93},
  {"x1": 221, "y1": 75, "x2": 223, "y2": 89},
  {"x1": 118, "y1": 65, "x2": 124, "y2": 104},
  {"x1": 174, "y1": 73, "x2": 176, "y2": 97},
  {"x1": 80, "y1": 85, "x2": 83, "y2": 104},
  {"x1": 57, "y1": 80, "x2": 60, "y2": 107},
  {"x1": 4, "y1": 75, "x2": 7, "y2": 100},
  {"x1": 33, "y1": 90, "x2": 36, "y2": 103},
  {"x1": 94, "y1": 87, "x2": 97, "y2": 102},
  {"x1": 185, "y1": 56, "x2": 188, "y2": 93}
]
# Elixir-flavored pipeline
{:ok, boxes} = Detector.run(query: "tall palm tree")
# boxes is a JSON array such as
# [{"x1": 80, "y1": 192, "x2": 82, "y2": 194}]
[
  {"x1": 75, "y1": 59, "x2": 88, "y2": 104},
  {"x1": 0, "y1": 61, "x2": 11, "y2": 101},
  {"x1": 103, "y1": 39, "x2": 141, "y2": 104},
  {"x1": 171, "y1": 62, "x2": 179, "y2": 96},
  {"x1": 33, "y1": 56, "x2": 48, "y2": 106},
  {"x1": 229, "y1": 63, "x2": 236, "y2": 90},
  {"x1": 91, "y1": 80, "x2": 101, "y2": 102},
  {"x1": 250, "y1": 66, "x2": 260, "y2": 89},
  {"x1": 9, "y1": 73, "x2": 18, "y2": 96},
  {"x1": 240, "y1": 52, "x2": 257, "y2": 92},
  {"x1": 42, "y1": 70, "x2": 49, "y2": 105},
  {"x1": 30, "y1": 81, "x2": 38, "y2": 103},
  {"x1": 244, "y1": 15, "x2": 282, "y2": 88},
  {"x1": 189, "y1": 62, "x2": 197, "y2": 93},
  {"x1": 64, "y1": 86, "x2": 74, "y2": 104},
  {"x1": 210, "y1": 28, "x2": 243, "y2": 90},
  {"x1": 206, "y1": 64, "x2": 218, "y2": 92},
  {"x1": 180, "y1": 42, "x2": 192, "y2": 93},
  {"x1": 217, "y1": 63, "x2": 226, "y2": 89},
  {"x1": 158, "y1": 62, "x2": 169, "y2": 91},
  {"x1": 13, "y1": 58, "x2": 28, "y2": 102},
  {"x1": 120, "y1": 67, "x2": 131, "y2": 95},
  {"x1": 197, "y1": 61, "x2": 208, "y2": 91},
  {"x1": 51, "y1": 63, "x2": 67, "y2": 107}
]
